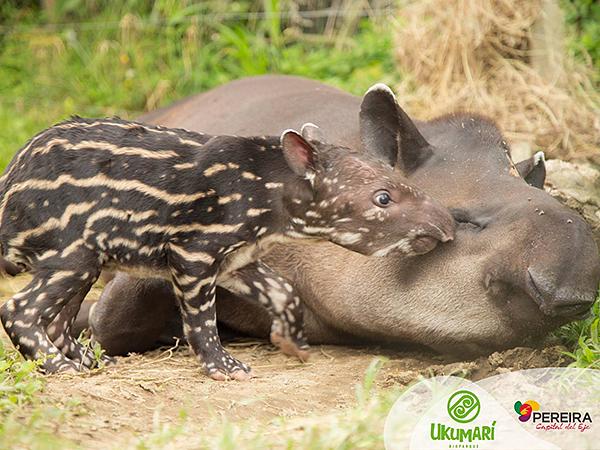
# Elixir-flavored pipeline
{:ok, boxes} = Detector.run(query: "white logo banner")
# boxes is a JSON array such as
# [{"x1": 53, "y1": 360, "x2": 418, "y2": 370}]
[{"x1": 384, "y1": 368, "x2": 599, "y2": 449}]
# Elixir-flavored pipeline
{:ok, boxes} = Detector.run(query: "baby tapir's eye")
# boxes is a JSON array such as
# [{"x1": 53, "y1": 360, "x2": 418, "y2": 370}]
[{"x1": 373, "y1": 190, "x2": 392, "y2": 207}]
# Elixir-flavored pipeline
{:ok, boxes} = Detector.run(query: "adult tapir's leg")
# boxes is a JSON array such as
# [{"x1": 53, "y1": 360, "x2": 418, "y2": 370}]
[
  {"x1": 219, "y1": 261, "x2": 309, "y2": 361},
  {"x1": 83, "y1": 272, "x2": 180, "y2": 356}
]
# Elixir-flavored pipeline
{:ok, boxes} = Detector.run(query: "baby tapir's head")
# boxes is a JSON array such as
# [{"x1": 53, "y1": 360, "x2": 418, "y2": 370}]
[{"x1": 280, "y1": 85, "x2": 455, "y2": 257}]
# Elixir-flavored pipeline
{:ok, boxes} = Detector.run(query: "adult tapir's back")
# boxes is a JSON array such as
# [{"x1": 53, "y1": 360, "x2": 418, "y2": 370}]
[
  {"x1": 97, "y1": 75, "x2": 599, "y2": 356},
  {"x1": 141, "y1": 76, "x2": 363, "y2": 148}
]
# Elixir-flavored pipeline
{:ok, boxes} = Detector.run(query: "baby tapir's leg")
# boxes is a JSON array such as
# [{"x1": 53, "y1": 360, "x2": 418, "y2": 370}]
[
  {"x1": 168, "y1": 243, "x2": 252, "y2": 381},
  {"x1": 219, "y1": 261, "x2": 309, "y2": 361},
  {"x1": 47, "y1": 291, "x2": 115, "y2": 368},
  {"x1": 0, "y1": 267, "x2": 100, "y2": 373}
]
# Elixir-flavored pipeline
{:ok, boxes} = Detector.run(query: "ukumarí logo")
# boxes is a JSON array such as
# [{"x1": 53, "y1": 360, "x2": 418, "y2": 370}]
[
  {"x1": 430, "y1": 390, "x2": 496, "y2": 443},
  {"x1": 514, "y1": 399, "x2": 593, "y2": 432}
]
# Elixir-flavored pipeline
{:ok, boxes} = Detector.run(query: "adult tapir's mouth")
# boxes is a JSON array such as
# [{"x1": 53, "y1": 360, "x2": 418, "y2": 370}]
[{"x1": 525, "y1": 269, "x2": 594, "y2": 319}]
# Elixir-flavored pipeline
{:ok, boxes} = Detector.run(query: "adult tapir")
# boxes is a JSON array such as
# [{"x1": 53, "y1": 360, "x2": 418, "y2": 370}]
[{"x1": 76, "y1": 75, "x2": 600, "y2": 357}]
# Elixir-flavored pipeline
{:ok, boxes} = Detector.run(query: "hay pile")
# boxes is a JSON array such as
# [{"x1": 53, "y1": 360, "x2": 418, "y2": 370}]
[{"x1": 394, "y1": 0, "x2": 599, "y2": 162}]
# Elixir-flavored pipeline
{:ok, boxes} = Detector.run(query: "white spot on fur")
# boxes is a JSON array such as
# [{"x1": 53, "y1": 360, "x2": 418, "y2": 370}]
[
  {"x1": 268, "y1": 289, "x2": 289, "y2": 313},
  {"x1": 247, "y1": 208, "x2": 271, "y2": 217},
  {"x1": 218, "y1": 193, "x2": 242, "y2": 205},
  {"x1": 302, "y1": 226, "x2": 335, "y2": 235},
  {"x1": 173, "y1": 162, "x2": 196, "y2": 170},
  {"x1": 241, "y1": 171, "x2": 261, "y2": 180},
  {"x1": 218, "y1": 276, "x2": 251, "y2": 296},
  {"x1": 331, "y1": 232, "x2": 363, "y2": 245},
  {"x1": 371, "y1": 238, "x2": 412, "y2": 257}
]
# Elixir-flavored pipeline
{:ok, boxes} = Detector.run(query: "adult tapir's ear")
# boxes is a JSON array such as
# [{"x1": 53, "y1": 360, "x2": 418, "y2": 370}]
[
  {"x1": 281, "y1": 129, "x2": 317, "y2": 178},
  {"x1": 515, "y1": 151, "x2": 546, "y2": 189},
  {"x1": 359, "y1": 83, "x2": 433, "y2": 173},
  {"x1": 300, "y1": 122, "x2": 325, "y2": 143}
]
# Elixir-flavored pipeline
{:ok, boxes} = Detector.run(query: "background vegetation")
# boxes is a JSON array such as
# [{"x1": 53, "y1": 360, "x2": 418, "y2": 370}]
[
  {"x1": 0, "y1": 0, "x2": 598, "y2": 448},
  {"x1": 563, "y1": 0, "x2": 600, "y2": 76},
  {"x1": 0, "y1": 0, "x2": 398, "y2": 168}
]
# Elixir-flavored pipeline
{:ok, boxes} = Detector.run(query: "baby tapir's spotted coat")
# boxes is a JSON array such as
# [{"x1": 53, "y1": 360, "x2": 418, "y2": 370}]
[{"x1": 0, "y1": 111, "x2": 454, "y2": 380}]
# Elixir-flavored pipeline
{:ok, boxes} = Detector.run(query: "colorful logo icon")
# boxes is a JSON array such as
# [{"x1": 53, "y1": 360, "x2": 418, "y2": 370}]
[
  {"x1": 447, "y1": 390, "x2": 481, "y2": 423},
  {"x1": 514, "y1": 400, "x2": 540, "y2": 422}
]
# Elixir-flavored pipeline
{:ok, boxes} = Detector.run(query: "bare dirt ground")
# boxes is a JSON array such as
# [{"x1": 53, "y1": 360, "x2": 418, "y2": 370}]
[{"x1": 0, "y1": 274, "x2": 569, "y2": 448}]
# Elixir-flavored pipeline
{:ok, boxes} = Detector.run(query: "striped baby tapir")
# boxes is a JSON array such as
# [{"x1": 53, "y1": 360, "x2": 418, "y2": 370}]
[{"x1": 0, "y1": 87, "x2": 454, "y2": 380}]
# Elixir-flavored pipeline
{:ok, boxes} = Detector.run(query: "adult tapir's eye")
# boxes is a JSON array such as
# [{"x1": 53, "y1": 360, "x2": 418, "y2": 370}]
[{"x1": 373, "y1": 190, "x2": 392, "y2": 207}]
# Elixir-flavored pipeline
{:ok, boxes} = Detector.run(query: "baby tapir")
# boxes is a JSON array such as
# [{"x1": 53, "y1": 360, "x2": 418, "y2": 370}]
[{"x1": 0, "y1": 110, "x2": 454, "y2": 381}]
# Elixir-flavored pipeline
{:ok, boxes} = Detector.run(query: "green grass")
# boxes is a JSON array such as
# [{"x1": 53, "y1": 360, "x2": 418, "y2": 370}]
[
  {"x1": 0, "y1": 0, "x2": 399, "y2": 169},
  {"x1": 0, "y1": 340, "x2": 77, "y2": 449},
  {"x1": 0, "y1": 339, "x2": 43, "y2": 413},
  {"x1": 562, "y1": 0, "x2": 600, "y2": 80},
  {"x1": 556, "y1": 290, "x2": 600, "y2": 369}
]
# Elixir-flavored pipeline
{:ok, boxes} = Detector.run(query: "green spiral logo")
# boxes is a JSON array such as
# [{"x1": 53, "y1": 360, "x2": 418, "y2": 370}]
[{"x1": 447, "y1": 390, "x2": 481, "y2": 423}]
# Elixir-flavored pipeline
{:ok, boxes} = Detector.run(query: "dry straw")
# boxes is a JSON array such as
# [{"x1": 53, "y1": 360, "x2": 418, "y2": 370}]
[{"x1": 394, "y1": 0, "x2": 599, "y2": 162}]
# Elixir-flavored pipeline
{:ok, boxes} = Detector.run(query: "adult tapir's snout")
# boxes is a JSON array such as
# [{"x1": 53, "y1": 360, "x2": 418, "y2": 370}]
[
  {"x1": 524, "y1": 209, "x2": 600, "y2": 318},
  {"x1": 483, "y1": 186, "x2": 600, "y2": 320}
]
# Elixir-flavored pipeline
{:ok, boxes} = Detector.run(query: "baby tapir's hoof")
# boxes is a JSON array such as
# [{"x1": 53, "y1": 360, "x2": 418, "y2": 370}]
[
  {"x1": 209, "y1": 368, "x2": 254, "y2": 382},
  {"x1": 98, "y1": 353, "x2": 117, "y2": 368},
  {"x1": 41, "y1": 351, "x2": 116, "y2": 374},
  {"x1": 43, "y1": 361, "x2": 80, "y2": 375},
  {"x1": 270, "y1": 332, "x2": 310, "y2": 362},
  {"x1": 203, "y1": 351, "x2": 254, "y2": 381}
]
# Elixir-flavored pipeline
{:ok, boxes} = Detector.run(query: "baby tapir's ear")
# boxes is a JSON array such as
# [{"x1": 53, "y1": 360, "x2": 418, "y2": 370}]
[
  {"x1": 359, "y1": 83, "x2": 433, "y2": 173},
  {"x1": 281, "y1": 129, "x2": 317, "y2": 178},
  {"x1": 300, "y1": 122, "x2": 325, "y2": 143}
]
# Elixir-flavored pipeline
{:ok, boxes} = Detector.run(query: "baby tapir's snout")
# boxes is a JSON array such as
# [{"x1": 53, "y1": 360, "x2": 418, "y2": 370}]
[{"x1": 403, "y1": 196, "x2": 455, "y2": 256}]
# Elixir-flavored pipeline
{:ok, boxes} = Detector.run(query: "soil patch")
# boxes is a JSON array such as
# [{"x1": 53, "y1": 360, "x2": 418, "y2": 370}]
[{"x1": 0, "y1": 274, "x2": 569, "y2": 448}]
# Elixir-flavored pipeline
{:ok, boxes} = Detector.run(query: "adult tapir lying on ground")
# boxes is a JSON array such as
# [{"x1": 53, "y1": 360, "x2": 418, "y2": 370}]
[
  {"x1": 80, "y1": 75, "x2": 600, "y2": 357},
  {"x1": 0, "y1": 104, "x2": 455, "y2": 378}
]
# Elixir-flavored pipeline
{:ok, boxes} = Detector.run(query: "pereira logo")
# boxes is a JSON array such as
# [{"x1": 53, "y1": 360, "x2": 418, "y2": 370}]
[
  {"x1": 514, "y1": 399, "x2": 592, "y2": 432},
  {"x1": 514, "y1": 400, "x2": 540, "y2": 422}
]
